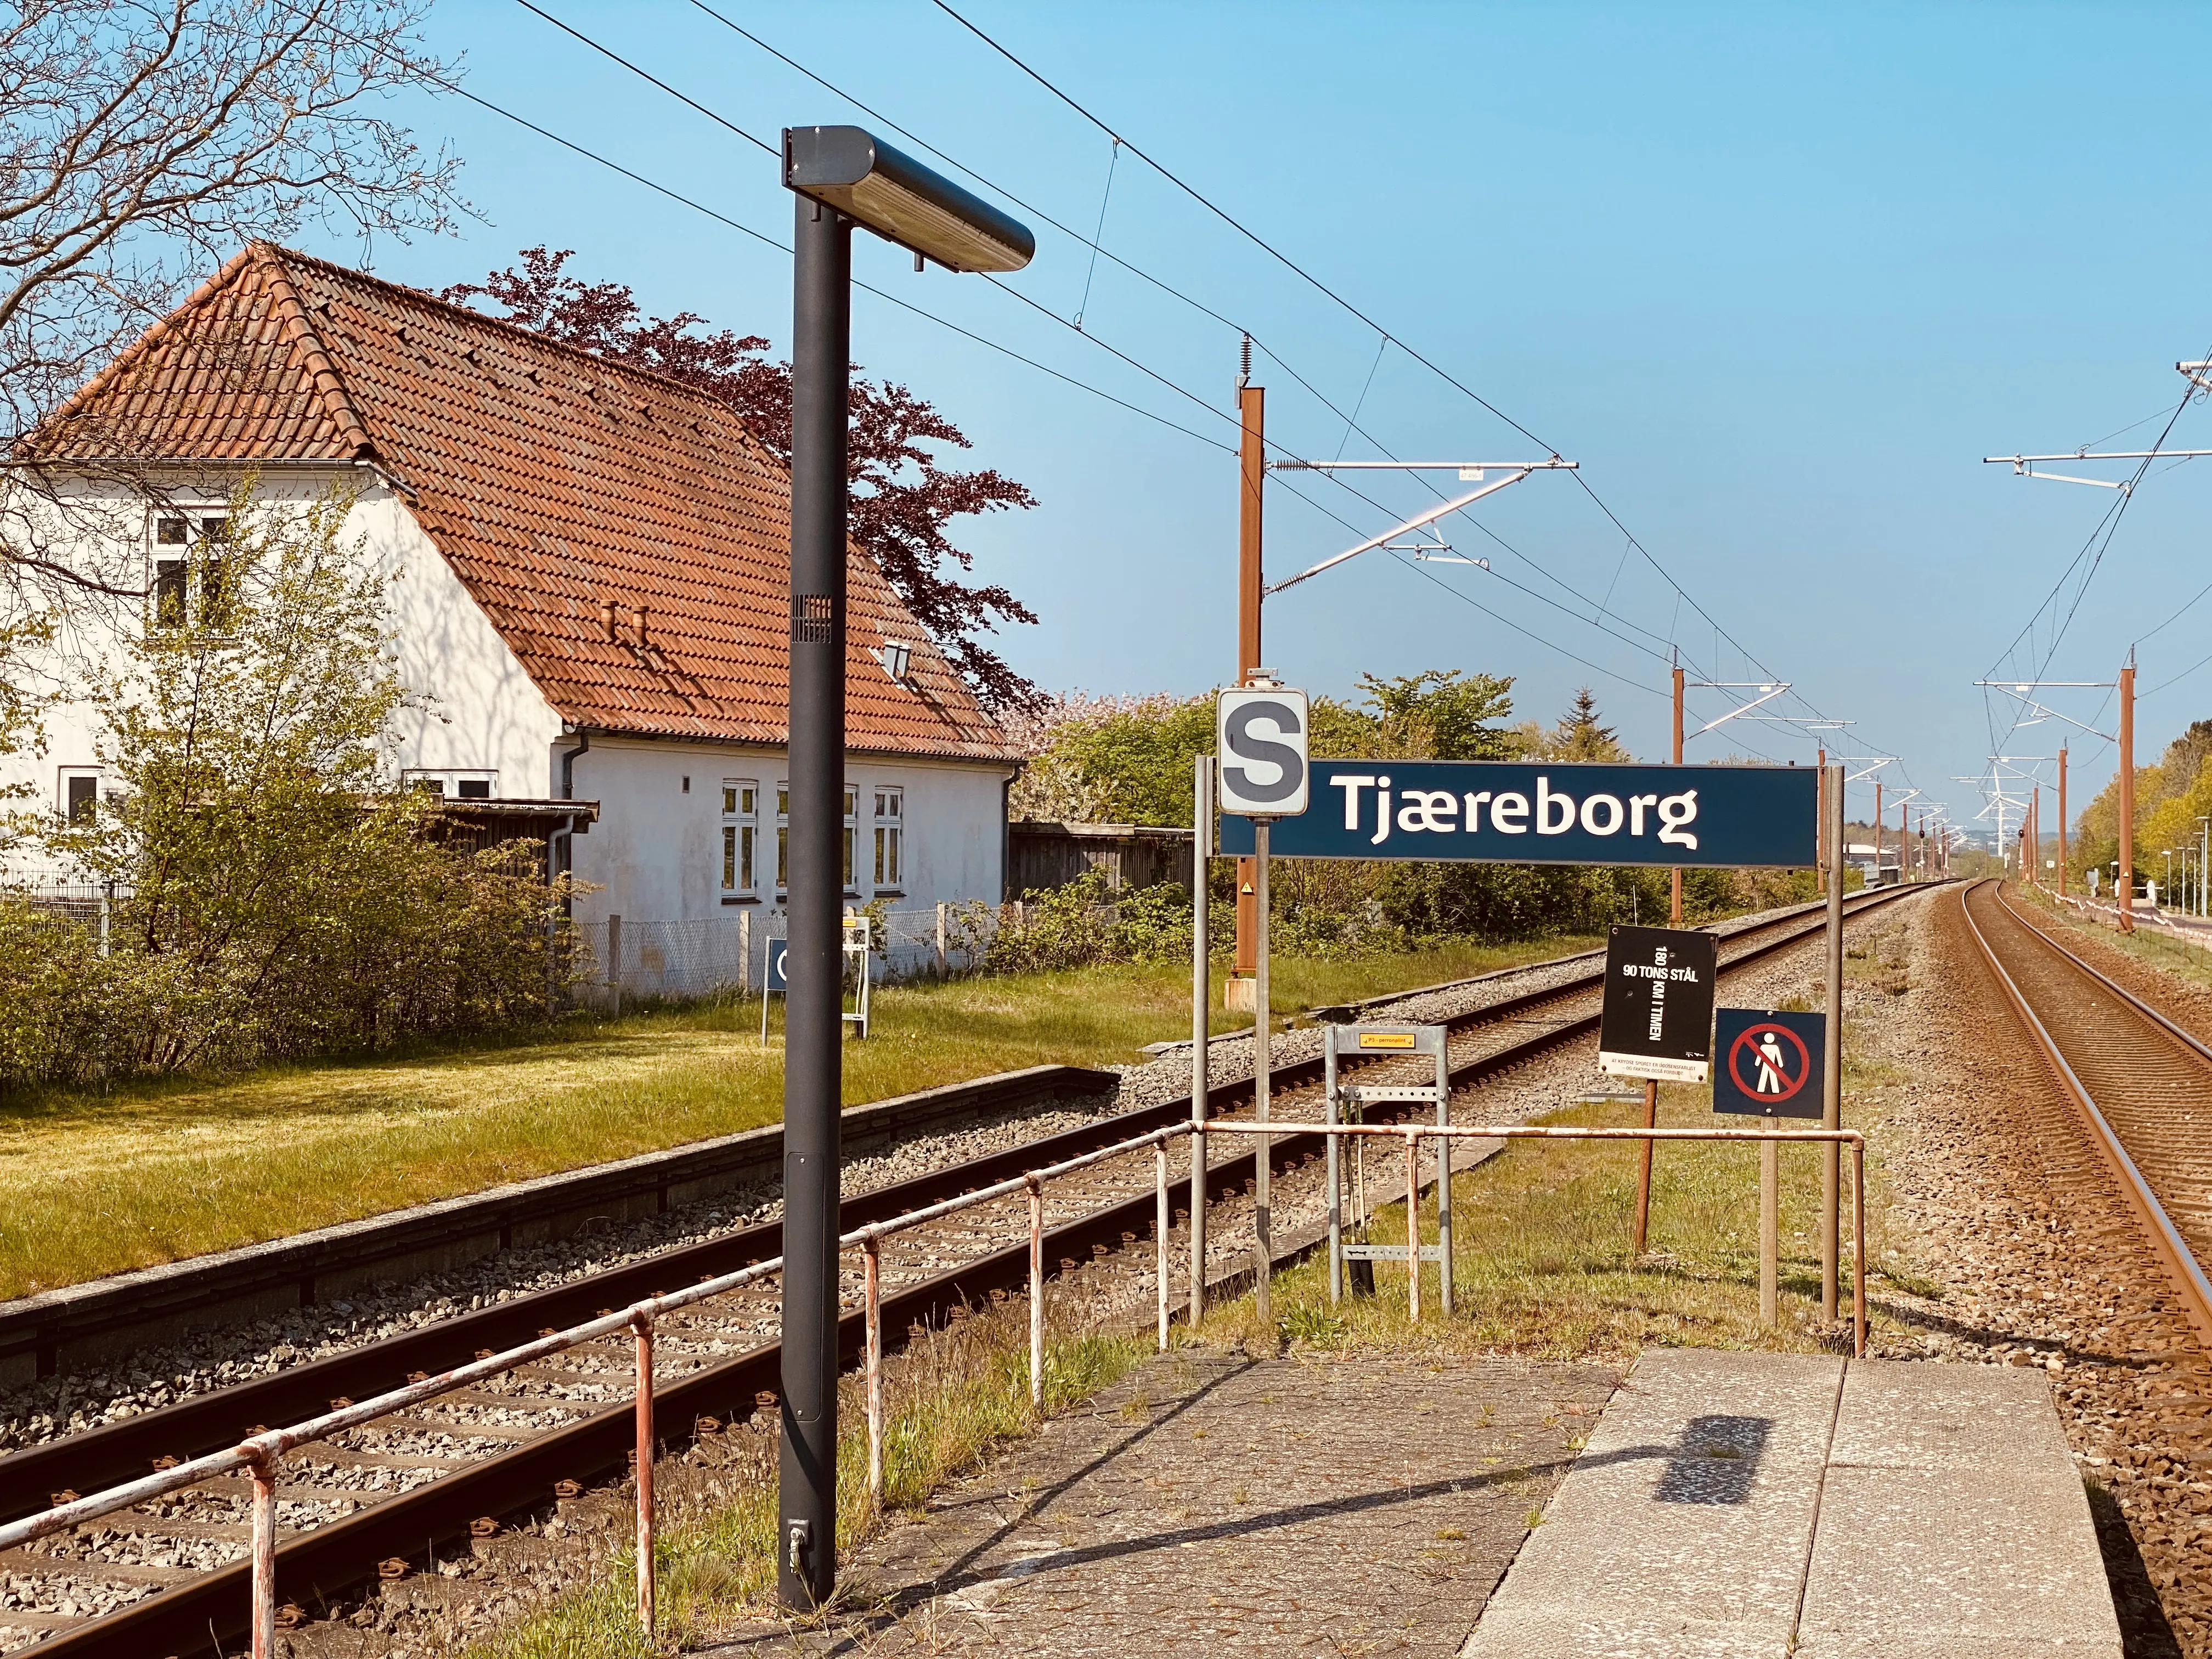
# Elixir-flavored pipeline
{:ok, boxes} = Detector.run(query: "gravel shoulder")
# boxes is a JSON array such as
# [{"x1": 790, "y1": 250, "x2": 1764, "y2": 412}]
[{"x1": 1852, "y1": 885, "x2": 2211, "y2": 1659}]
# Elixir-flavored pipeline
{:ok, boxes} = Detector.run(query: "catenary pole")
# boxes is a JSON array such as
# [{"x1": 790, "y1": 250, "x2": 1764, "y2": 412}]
[
  {"x1": 1233, "y1": 353, "x2": 1264, "y2": 1001},
  {"x1": 1821, "y1": 762, "x2": 1844, "y2": 1321},
  {"x1": 1189, "y1": 755, "x2": 1210, "y2": 1324},
  {"x1": 777, "y1": 192, "x2": 851, "y2": 1609},
  {"x1": 1816, "y1": 750, "x2": 1828, "y2": 891},
  {"x1": 1669, "y1": 662, "x2": 1685, "y2": 923},
  {"x1": 2119, "y1": 662, "x2": 2136, "y2": 933}
]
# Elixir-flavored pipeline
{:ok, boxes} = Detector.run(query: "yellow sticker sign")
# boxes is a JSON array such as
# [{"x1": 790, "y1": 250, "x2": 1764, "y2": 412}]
[{"x1": 1357, "y1": 1032, "x2": 1417, "y2": 1049}]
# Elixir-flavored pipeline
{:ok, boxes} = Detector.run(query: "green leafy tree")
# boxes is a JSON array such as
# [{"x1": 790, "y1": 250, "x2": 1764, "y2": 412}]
[{"x1": 4, "y1": 479, "x2": 578, "y2": 1085}]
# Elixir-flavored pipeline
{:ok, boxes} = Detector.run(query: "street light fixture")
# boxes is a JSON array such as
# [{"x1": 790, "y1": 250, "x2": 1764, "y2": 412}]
[{"x1": 777, "y1": 125, "x2": 1032, "y2": 1610}]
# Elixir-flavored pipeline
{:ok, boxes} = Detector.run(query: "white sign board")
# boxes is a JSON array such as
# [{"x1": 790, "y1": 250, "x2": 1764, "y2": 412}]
[{"x1": 1216, "y1": 687, "x2": 1311, "y2": 819}]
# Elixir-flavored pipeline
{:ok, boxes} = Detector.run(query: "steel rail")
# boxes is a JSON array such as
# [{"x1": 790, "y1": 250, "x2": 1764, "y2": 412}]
[
  {"x1": 0, "y1": 881, "x2": 1921, "y2": 1523},
  {"x1": 1957, "y1": 880, "x2": 2212, "y2": 1345},
  {"x1": 9, "y1": 879, "x2": 1932, "y2": 1656}
]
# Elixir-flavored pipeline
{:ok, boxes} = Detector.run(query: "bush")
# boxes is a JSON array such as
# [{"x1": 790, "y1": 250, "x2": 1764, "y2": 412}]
[
  {"x1": 0, "y1": 480, "x2": 584, "y2": 1092},
  {"x1": 988, "y1": 869, "x2": 1194, "y2": 973}
]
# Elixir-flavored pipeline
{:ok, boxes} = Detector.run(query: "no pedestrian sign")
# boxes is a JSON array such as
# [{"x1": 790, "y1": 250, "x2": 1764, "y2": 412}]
[
  {"x1": 1712, "y1": 1008, "x2": 1827, "y2": 1120},
  {"x1": 1597, "y1": 925, "x2": 1718, "y2": 1085}
]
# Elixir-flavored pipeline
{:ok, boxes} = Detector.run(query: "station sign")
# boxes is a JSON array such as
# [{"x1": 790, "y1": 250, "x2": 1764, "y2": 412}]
[
  {"x1": 1215, "y1": 687, "x2": 1310, "y2": 819},
  {"x1": 1712, "y1": 1008, "x2": 1826, "y2": 1120},
  {"x1": 1598, "y1": 924, "x2": 1719, "y2": 1084},
  {"x1": 1218, "y1": 759, "x2": 1816, "y2": 868}
]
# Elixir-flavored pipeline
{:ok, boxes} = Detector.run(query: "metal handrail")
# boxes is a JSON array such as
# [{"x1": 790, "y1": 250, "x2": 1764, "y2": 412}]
[
  {"x1": 0, "y1": 1109, "x2": 1869, "y2": 1654},
  {"x1": 0, "y1": 1118, "x2": 1192, "y2": 1656}
]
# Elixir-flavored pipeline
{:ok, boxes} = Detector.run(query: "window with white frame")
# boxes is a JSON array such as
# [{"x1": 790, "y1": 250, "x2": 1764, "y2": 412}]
[
  {"x1": 400, "y1": 769, "x2": 497, "y2": 799},
  {"x1": 873, "y1": 787, "x2": 904, "y2": 890},
  {"x1": 152, "y1": 515, "x2": 232, "y2": 629},
  {"x1": 766, "y1": 783, "x2": 864, "y2": 891},
  {"x1": 775, "y1": 781, "x2": 789, "y2": 891},
  {"x1": 721, "y1": 779, "x2": 759, "y2": 896},
  {"x1": 843, "y1": 785, "x2": 859, "y2": 892},
  {"x1": 58, "y1": 767, "x2": 100, "y2": 823}
]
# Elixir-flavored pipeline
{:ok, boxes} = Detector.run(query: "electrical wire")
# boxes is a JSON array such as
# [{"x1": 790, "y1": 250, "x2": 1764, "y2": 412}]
[
  {"x1": 924, "y1": 0, "x2": 1829, "y2": 720},
  {"x1": 431, "y1": 61, "x2": 1237, "y2": 452},
  {"x1": 657, "y1": 0, "x2": 1732, "y2": 690},
  {"x1": 517, "y1": 0, "x2": 1814, "y2": 744},
  {"x1": 926, "y1": 0, "x2": 1559, "y2": 454}
]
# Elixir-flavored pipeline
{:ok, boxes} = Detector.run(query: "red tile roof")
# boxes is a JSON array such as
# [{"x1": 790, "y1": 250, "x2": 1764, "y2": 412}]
[{"x1": 30, "y1": 244, "x2": 1015, "y2": 763}]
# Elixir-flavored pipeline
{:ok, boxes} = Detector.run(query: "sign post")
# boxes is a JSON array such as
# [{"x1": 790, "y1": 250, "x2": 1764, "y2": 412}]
[
  {"x1": 1189, "y1": 754, "x2": 1212, "y2": 1326},
  {"x1": 1715, "y1": 1008, "x2": 1827, "y2": 1325},
  {"x1": 1821, "y1": 763, "x2": 1844, "y2": 1320},
  {"x1": 1598, "y1": 924, "x2": 1718, "y2": 1256},
  {"x1": 1215, "y1": 681, "x2": 1310, "y2": 1325}
]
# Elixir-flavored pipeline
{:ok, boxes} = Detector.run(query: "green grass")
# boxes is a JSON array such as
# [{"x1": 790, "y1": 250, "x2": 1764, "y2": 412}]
[
  {"x1": 1219, "y1": 1091, "x2": 1862, "y2": 1362},
  {"x1": 1215, "y1": 947, "x2": 1914, "y2": 1364},
  {"x1": 2017, "y1": 885, "x2": 2212, "y2": 996},
  {"x1": 0, "y1": 937, "x2": 1594, "y2": 1300},
  {"x1": 464, "y1": 1300, "x2": 1150, "y2": 1657}
]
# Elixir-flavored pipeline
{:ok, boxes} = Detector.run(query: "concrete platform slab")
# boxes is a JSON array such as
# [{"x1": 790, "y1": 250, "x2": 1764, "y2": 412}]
[
  {"x1": 1462, "y1": 1350, "x2": 2120, "y2": 1659},
  {"x1": 1796, "y1": 1361, "x2": 2119, "y2": 1659},
  {"x1": 702, "y1": 1347, "x2": 2117, "y2": 1658}
]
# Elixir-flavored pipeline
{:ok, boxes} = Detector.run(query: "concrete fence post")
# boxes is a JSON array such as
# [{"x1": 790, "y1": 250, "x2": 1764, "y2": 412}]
[{"x1": 935, "y1": 901, "x2": 950, "y2": 974}]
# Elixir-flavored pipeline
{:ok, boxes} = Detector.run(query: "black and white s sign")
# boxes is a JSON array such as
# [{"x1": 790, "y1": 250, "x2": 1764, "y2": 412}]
[{"x1": 1216, "y1": 687, "x2": 1311, "y2": 819}]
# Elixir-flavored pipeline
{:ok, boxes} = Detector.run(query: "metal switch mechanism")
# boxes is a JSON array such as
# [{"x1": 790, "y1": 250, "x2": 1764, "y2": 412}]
[{"x1": 787, "y1": 1519, "x2": 812, "y2": 1575}]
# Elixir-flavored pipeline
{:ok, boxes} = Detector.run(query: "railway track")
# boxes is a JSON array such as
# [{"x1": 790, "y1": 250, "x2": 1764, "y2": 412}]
[
  {"x1": 1957, "y1": 878, "x2": 2212, "y2": 1342},
  {"x1": 0, "y1": 882, "x2": 1929, "y2": 1657}
]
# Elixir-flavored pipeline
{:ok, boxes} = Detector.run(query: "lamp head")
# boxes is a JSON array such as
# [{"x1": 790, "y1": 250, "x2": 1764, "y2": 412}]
[{"x1": 785, "y1": 126, "x2": 1035, "y2": 273}]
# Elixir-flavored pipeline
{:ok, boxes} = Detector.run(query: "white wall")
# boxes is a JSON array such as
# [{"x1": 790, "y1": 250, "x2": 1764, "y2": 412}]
[
  {"x1": 0, "y1": 468, "x2": 566, "y2": 833},
  {"x1": 5, "y1": 470, "x2": 1012, "y2": 967},
  {"x1": 567, "y1": 733, "x2": 1007, "y2": 924}
]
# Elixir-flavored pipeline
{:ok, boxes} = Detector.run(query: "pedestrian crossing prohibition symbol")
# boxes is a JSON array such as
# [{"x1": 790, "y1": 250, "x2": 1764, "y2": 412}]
[{"x1": 1712, "y1": 1008, "x2": 1826, "y2": 1120}]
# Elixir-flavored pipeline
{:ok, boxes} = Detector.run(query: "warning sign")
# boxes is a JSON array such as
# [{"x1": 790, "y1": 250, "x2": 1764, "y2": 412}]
[
  {"x1": 1598, "y1": 925, "x2": 1718, "y2": 1084},
  {"x1": 1712, "y1": 1008, "x2": 1826, "y2": 1120}
]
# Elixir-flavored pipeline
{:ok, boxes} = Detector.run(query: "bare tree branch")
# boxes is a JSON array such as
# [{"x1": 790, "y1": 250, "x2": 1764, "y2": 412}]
[{"x1": 0, "y1": 0, "x2": 469, "y2": 680}]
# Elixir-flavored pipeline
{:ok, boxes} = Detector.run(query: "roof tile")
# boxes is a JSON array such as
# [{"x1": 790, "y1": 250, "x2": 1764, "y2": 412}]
[{"x1": 28, "y1": 244, "x2": 1014, "y2": 763}]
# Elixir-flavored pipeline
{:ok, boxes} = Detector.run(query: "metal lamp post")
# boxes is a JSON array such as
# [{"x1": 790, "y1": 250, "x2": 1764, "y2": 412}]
[{"x1": 777, "y1": 125, "x2": 1032, "y2": 1609}]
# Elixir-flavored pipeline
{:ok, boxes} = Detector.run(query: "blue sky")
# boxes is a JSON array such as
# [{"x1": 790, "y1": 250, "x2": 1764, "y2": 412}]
[{"x1": 334, "y1": 2, "x2": 2212, "y2": 846}]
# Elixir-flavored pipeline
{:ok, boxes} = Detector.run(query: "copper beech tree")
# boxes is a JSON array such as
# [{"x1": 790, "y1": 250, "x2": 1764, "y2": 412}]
[{"x1": 442, "y1": 247, "x2": 1042, "y2": 710}]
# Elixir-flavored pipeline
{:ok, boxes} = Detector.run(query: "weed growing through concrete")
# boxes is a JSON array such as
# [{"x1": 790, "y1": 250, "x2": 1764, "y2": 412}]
[{"x1": 464, "y1": 1298, "x2": 1149, "y2": 1658}]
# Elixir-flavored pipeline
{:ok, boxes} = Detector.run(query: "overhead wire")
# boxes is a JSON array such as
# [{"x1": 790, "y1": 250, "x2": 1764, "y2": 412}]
[
  {"x1": 1979, "y1": 359, "x2": 2205, "y2": 759},
  {"x1": 923, "y1": 0, "x2": 1839, "y2": 727},
  {"x1": 507, "y1": 0, "x2": 1818, "y2": 753},
  {"x1": 415, "y1": 35, "x2": 1240, "y2": 452},
  {"x1": 663, "y1": 0, "x2": 1736, "y2": 696}
]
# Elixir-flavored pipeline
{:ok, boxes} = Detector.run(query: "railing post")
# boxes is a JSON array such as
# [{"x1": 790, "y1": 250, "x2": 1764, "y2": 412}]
[
  {"x1": 1155, "y1": 1140, "x2": 1171, "y2": 1351},
  {"x1": 1027, "y1": 1177, "x2": 1045, "y2": 1408},
  {"x1": 1404, "y1": 1131, "x2": 1421, "y2": 1323},
  {"x1": 864, "y1": 1237, "x2": 884, "y2": 1503},
  {"x1": 1190, "y1": 752, "x2": 1211, "y2": 1329},
  {"x1": 633, "y1": 1310, "x2": 656, "y2": 1639},
  {"x1": 249, "y1": 1449, "x2": 276, "y2": 1659},
  {"x1": 1852, "y1": 1140, "x2": 1867, "y2": 1358}
]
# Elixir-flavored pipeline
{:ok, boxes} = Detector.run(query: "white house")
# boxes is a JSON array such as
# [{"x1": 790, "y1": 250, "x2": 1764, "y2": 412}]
[{"x1": 7, "y1": 244, "x2": 1019, "y2": 992}]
